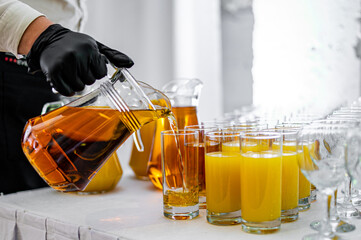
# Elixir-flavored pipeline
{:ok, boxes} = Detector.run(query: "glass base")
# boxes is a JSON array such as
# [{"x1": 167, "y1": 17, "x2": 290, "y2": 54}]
[
  {"x1": 164, "y1": 205, "x2": 199, "y2": 220},
  {"x1": 281, "y1": 208, "x2": 299, "y2": 223},
  {"x1": 310, "y1": 220, "x2": 355, "y2": 233},
  {"x1": 337, "y1": 204, "x2": 361, "y2": 219},
  {"x1": 207, "y1": 210, "x2": 242, "y2": 225},
  {"x1": 351, "y1": 190, "x2": 361, "y2": 206},
  {"x1": 299, "y1": 196, "x2": 311, "y2": 212},
  {"x1": 352, "y1": 198, "x2": 361, "y2": 206},
  {"x1": 241, "y1": 218, "x2": 281, "y2": 234}
]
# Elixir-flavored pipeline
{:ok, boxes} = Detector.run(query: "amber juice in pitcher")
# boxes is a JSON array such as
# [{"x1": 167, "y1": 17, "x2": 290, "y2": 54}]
[
  {"x1": 22, "y1": 68, "x2": 174, "y2": 192},
  {"x1": 22, "y1": 106, "x2": 171, "y2": 192}
]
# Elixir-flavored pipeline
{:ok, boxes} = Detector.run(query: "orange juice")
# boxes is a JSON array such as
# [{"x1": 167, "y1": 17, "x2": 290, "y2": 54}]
[
  {"x1": 240, "y1": 152, "x2": 282, "y2": 222},
  {"x1": 281, "y1": 153, "x2": 299, "y2": 210},
  {"x1": 205, "y1": 152, "x2": 241, "y2": 213},
  {"x1": 299, "y1": 169, "x2": 311, "y2": 199},
  {"x1": 283, "y1": 142, "x2": 311, "y2": 205},
  {"x1": 82, "y1": 153, "x2": 123, "y2": 193},
  {"x1": 241, "y1": 141, "x2": 270, "y2": 153},
  {"x1": 298, "y1": 146, "x2": 312, "y2": 200},
  {"x1": 222, "y1": 141, "x2": 240, "y2": 152},
  {"x1": 281, "y1": 142, "x2": 299, "y2": 211}
]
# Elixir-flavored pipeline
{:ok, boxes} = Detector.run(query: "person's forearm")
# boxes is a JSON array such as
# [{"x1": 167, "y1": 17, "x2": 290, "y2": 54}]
[{"x1": 18, "y1": 16, "x2": 53, "y2": 55}]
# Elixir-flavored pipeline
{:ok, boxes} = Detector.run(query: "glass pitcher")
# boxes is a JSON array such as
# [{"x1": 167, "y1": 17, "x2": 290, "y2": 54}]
[
  {"x1": 41, "y1": 94, "x2": 124, "y2": 194},
  {"x1": 129, "y1": 78, "x2": 203, "y2": 189},
  {"x1": 22, "y1": 68, "x2": 172, "y2": 192},
  {"x1": 80, "y1": 153, "x2": 123, "y2": 194}
]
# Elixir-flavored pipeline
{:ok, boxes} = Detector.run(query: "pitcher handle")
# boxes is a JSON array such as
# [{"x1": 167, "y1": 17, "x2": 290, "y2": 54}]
[
  {"x1": 108, "y1": 64, "x2": 157, "y2": 111},
  {"x1": 132, "y1": 130, "x2": 144, "y2": 152}
]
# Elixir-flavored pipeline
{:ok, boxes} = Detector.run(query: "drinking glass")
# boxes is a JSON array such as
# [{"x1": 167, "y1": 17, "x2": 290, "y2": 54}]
[
  {"x1": 287, "y1": 113, "x2": 324, "y2": 203},
  {"x1": 240, "y1": 131, "x2": 282, "y2": 234},
  {"x1": 184, "y1": 124, "x2": 221, "y2": 209},
  {"x1": 277, "y1": 123, "x2": 312, "y2": 212},
  {"x1": 346, "y1": 126, "x2": 361, "y2": 191},
  {"x1": 303, "y1": 119, "x2": 358, "y2": 233},
  {"x1": 224, "y1": 122, "x2": 268, "y2": 131},
  {"x1": 327, "y1": 112, "x2": 361, "y2": 212},
  {"x1": 161, "y1": 130, "x2": 199, "y2": 220},
  {"x1": 204, "y1": 130, "x2": 242, "y2": 225},
  {"x1": 266, "y1": 128, "x2": 299, "y2": 222},
  {"x1": 298, "y1": 123, "x2": 351, "y2": 239}
]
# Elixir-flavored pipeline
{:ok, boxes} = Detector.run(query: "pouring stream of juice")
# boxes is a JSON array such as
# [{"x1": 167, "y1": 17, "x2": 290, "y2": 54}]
[
  {"x1": 129, "y1": 77, "x2": 202, "y2": 189},
  {"x1": 146, "y1": 106, "x2": 199, "y2": 190}
]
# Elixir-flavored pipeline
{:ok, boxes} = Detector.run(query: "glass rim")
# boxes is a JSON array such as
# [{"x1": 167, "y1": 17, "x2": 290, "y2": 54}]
[
  {"x1": 161, "y1": 129, "x2": 198, "y2": 136},
  {"x1": 185, "y1": 124, "x2": 220, "y2": 131},
  {"x1": 311, "y1": 119, "x2": 359, "y2": 126},
  {"x1": 276, "y1": 122, "x2": 305, "y2": 128},
  {"x1": 264, "y1": 127, "x2": 299, "y2": 135},
  {"x1": 287, "y1": 113, "x2": 324, "y2": 119},
  {"x1": 302, "y1": 123, "x2": 352, "y2": 132},
  {"x1": 239, "y1": 131, "x2": 282, "y2": 140},
  {"x1": 205, "y1": 130, "x2": 247, "y2": 138},
  {"x1": 221, "y1": 124, "x2": 260, "y2": 130}
]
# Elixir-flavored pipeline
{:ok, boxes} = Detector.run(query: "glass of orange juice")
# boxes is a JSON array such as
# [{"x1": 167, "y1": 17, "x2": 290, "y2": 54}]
[
  {"x1": 276, "y1": 123, "x2": 312, "y2": 211},
  {"x1": 298, "y1": 145, "x2": 312, "y2": 211},
  {"x1": 266, "y1": 128, "x2": 299, "y2": 223},
  {"x1": 240, "y1": 131, "x2": 282, "y2": 234},
  {"x1": 204, "y1": 130, "x2": 242, "y2": 225}
]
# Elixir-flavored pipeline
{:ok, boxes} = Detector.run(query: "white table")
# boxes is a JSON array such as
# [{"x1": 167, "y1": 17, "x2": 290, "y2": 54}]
[{"x1": 0, "y1": 172, "x2": 360, "y2": 240}]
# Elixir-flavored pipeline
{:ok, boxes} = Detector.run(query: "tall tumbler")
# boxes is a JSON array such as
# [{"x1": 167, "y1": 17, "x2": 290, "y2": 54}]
[{"x1": 161, "y1": 130, "x2": 199, "y2": 220}]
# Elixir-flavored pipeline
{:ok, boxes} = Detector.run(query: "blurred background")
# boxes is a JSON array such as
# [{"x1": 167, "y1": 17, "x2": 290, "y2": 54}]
[{"x1": 82, "y1": 0, "x2": 361, "y2": 166}]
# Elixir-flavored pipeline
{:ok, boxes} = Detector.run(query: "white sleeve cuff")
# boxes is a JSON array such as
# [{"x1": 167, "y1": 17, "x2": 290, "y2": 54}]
[{"x1": 0, "y1": 1, "x2": 44, "y2": 56}]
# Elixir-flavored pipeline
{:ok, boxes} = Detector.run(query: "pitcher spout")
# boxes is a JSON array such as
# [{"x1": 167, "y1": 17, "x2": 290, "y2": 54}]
[{"x1": 162, "y1": 78, "x2": 203, "y2": 107}]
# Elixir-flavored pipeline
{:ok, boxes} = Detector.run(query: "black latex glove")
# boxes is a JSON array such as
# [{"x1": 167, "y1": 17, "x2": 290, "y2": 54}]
[{"x1": 27, "y1": 24, "x2": 134, "y2": 96}]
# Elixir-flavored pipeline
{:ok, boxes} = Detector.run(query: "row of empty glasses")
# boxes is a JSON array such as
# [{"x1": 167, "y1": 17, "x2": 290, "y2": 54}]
[{"x1": 160, "y1": 104, "x2": 361, "y2": 238}]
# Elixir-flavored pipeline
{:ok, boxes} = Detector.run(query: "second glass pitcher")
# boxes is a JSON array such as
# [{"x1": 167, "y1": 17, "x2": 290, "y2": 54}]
[
  {"x1": 129, "y1": 78, "x2": 203, "y2": 189},
  {"x1": 22, "y1": 68, "x2": 172, "y2": 192}
]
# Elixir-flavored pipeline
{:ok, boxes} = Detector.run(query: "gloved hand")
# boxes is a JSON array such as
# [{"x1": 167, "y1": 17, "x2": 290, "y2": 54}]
[{"x1": 27, "y1": 24, "x2": 134, "y2": 96}]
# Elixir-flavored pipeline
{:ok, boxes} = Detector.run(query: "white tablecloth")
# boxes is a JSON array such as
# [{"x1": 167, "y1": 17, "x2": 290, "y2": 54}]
[{"x1": 0, "y1": 173, "x2": 360, "y2": 240}]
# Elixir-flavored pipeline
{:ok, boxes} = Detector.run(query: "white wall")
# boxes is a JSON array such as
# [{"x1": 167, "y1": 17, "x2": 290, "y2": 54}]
[
  {"x1": 221, "y1": 0, "x2": 254, "y2": 113},
  {"x1": 253, "y1": 0, "x2": 361, "y2": 116},
  {"x1": 83, "y1": 0, "x2": 174, "y2": 90},
  {"x1": 173, "y1": 0, "x2": 223, "y2": 122}
]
